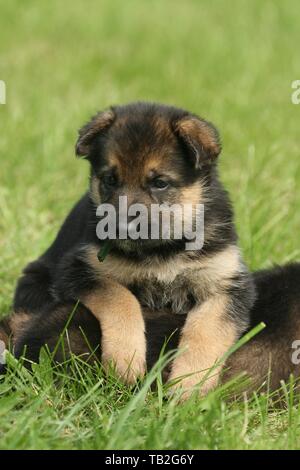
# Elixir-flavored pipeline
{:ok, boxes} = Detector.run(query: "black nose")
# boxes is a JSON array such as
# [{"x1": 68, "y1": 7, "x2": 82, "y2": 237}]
[{"x1": 116, "y1": 214, "x2": 138, "y2": 233}]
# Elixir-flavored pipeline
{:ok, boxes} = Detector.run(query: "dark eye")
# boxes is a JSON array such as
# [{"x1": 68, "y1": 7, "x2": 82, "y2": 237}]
[
  {"x1": 150, "y1": 178, "x2": 169, "y2": 190},
  {"x1": 102, "y1": 173, "x2": 118, "y2": 188}
]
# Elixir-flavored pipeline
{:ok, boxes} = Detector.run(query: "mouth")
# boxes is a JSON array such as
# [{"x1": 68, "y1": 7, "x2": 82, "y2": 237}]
[
  {"x1": 107, "y1": 237, "x2": 188, "y2": 262},
  {"x1": 111, "y1": 235, "x2": 174, "y2": 251}
]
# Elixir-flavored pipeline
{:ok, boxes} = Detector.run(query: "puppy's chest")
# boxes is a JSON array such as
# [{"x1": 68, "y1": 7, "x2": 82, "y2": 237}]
[
  {"x1": 128, "y1": 277, "x2": 197, "y2": 315},
  {"x1": 100, "y1": 253, "x2": 205, "y2": 314}
]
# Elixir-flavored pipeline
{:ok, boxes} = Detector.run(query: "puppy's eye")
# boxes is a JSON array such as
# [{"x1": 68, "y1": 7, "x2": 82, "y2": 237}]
[
  {"x1": 150, "y1": 178, "x2": 169, "y2": 190},
  {"x1": 102, "y1": 173, "x2": 118, "y2": 188}
]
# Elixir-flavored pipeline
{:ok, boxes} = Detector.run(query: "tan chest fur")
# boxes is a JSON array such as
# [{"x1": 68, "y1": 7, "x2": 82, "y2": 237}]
[{"x1": 86, "y1": 244, "x2": 242, "y2": 314}]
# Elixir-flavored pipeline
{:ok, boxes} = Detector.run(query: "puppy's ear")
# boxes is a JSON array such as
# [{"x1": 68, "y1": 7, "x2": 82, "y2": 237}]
[
  {"x1": 174, "y1": 115, "x2": 221, "y2": 169},
  {"x1": 75, "y1": 109, "x2": 115, "y2": 157}
]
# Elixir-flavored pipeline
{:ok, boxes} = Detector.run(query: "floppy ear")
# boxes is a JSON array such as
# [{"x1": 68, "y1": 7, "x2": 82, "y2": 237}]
[
  {"x1": 174, "y1": 115, "x2": 221, "y2": 169},
  {"x1": 75, "y1": 109, "x2": 115, "y2": 157}
]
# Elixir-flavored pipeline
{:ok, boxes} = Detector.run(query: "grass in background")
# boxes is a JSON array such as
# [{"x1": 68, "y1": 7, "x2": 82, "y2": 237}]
[{"x1": 0, "y1": 0, "x2": 300, "y2": 450}]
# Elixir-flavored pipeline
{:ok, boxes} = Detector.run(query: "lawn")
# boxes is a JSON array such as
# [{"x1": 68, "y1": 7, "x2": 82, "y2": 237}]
[{"x1": 0, "y1": 0, "x2": 300, "y2": 450}]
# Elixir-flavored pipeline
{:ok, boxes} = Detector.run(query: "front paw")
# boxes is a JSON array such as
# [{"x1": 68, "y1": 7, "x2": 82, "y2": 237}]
[
  {"x1": 82, "y1": 280, "x2": 147, "y2": 385},
  {"x1": 168, "y1": 356, "x2": 219, "y2": 400},
  {"x1": 102, "y1": 338, "x2": 146, "y2": 385}
]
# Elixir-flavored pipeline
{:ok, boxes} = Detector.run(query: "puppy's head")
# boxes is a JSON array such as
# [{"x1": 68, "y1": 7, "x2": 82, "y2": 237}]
[{"x1": 76, "y1": 102, "x2": 221, "y2": 252}]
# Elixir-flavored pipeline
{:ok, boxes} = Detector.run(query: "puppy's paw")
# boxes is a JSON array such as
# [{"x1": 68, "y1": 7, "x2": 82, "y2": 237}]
[
  {"x1": 102, "y1": 345, "x2": 146, "y2": 385},
  {"x1": 101, "y1": 327, "x2": 146, "y2": 384},
  {"x1": 82, "y1": 280, "x2": 147, "y2": 385},
  {"x1": 168, "y1": 355, "x2": 219, "y2": 401}
]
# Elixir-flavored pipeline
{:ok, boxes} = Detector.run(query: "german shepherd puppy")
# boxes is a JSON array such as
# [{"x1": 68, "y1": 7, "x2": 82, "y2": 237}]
[{"x1": 0, "y1": 102, "x2": 299, "y2": 397}]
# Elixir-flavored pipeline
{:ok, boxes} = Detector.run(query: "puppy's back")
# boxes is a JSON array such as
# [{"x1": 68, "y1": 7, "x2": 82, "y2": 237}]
[{"x1": 223, "y1": 263, "x2": 300, "y2": 391}]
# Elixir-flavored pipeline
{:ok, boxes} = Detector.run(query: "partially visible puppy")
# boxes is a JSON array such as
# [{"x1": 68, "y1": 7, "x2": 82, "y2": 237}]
[
  {"x1": 5, "y1": 102, "x2": 257, "y2": 397},
  {"x1": 224, "y1": 263, "x2": 300, "y2": 392}
]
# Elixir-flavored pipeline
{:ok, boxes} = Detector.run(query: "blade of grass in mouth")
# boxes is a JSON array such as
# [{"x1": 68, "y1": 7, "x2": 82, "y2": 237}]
[{"x1": 97, "y1": 241, "x2": 111, "y2": 262}]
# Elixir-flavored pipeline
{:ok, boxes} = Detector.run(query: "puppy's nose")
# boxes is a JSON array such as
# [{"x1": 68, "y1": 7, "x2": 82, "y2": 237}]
[{"x1": 117, "y1": 215, "x2": 139, "y2": 237}]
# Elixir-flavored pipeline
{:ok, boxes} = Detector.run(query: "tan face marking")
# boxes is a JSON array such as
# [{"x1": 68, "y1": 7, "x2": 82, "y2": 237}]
[
  {"x1": 104, "y1": 149, "x2": 180, "y2": 189},
  {"x1": 90, "y1": 175, "x2": 101, "y2": 205},
  {"x1": 180, "y1": 182, "x2": 203, "y2": 206}
]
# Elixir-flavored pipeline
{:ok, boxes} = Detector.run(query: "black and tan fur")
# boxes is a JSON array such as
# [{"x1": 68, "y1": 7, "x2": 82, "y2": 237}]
[
  {"x1": 0, "y1": 102, "x2": 299, "y2": 397},
  {"x1": 2, "y1": 263, "x2": 300, "y2": 393}
]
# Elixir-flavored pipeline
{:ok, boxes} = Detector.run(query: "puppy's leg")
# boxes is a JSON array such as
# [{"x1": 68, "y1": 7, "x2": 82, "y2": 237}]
[
  {"x1": 14, "y1": 260, "x2": 54, "y2": 313},
  {"x1": 53, "y1": 247, "x2": 146, "y2": 384},
  {"x1": 0, "y1": 313, "x2": 34, "y2": 373},
  {"x1": 0, "y1": 317, "x2": 11, "y2": 373},
  {"x1": 168, "y1": 295, "x2": 238, "y2": 399},
  {"x1": 0, "y1": 318, "x2": 11, "y2": 346},
  {"x1": 81, "y1": 280, "x2": 146, "y2": 384},
  {"x1": 11, "y1": 303, "x2": 102, "y2": 365}
]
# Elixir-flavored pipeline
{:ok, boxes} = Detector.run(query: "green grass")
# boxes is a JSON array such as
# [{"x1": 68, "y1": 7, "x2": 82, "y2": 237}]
[{"x1": 0, "y1": 0, "x2": 300, "y2": 450}]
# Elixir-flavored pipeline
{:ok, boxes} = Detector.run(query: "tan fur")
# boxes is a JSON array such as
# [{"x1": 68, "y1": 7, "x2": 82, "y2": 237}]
[
  {"x1": 86, "y1": 244, "x2": 240, "y2": 292},
  {"x1": 201, "y1": 244, "x2": 240, "y2": 277},
  {"x1": 90, "y1": 175, "x2": 101, "y2": 206},
  {"x1": 180, "y1": 182, "x2": 203, "y2": 206},
  {"x1": 107, "y1": 153, "x2": 123, "y2": 178},
  {"x1": 168, "y1": 294, "x2": 237, "y2": 399},
  {"x1": 81, "y1": 279, "x2": 146, "y2": 384},
  {"x1": 86, "y1": 245, "x2": 193, "y2": 284},
  {"x1": 0, "y1": 327, "x2": 9, "y2": 346},
  {"x1": 175, "y1": 117, "x2": 220, "y2": 158},
  {"x1": 142, "y1": 154, "x2": 184, "y2": 181},
  {"x1": 106, "y1": 151, "x2": 182, "y2": 188},
  {"x1": 190, "y1": 245, "x2": 242, "y2": 298},
  {"x1": 9, "y1": 311, "x2": 32, "y2": 338},
  {"x1": 177, "y1": 180, "x2": 232, "y2": 250},
  {"x1": 91, "y1": 110, "x2": 115, "y2": 132},
  {"x1": 77, "y1": 110, "x2": 115, "y2": 156}
]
